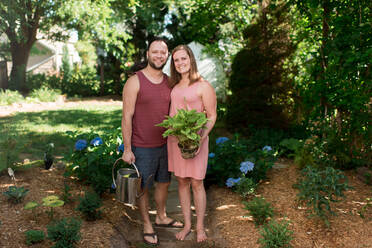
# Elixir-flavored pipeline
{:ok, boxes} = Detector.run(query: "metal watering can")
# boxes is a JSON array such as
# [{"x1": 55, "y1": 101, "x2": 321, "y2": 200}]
[{"x1": 112, "y1": 158, "x2": 143, "y2": 206}]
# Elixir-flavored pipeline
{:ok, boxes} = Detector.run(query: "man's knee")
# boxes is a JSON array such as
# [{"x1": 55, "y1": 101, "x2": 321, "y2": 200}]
[{"x1": 156, "y1": 181, "x2": 171, "y2": 189}]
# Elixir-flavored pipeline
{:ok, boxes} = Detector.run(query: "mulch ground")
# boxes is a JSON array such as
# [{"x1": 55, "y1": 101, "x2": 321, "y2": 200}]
[{"x1": 207, "y1": 160, "x2": 372, "y2": 248}]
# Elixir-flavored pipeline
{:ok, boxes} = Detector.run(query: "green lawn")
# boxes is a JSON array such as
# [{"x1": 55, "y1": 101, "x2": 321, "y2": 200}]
[{"x1": 0, "y1": 105, "x2": 122, "y2": 172}]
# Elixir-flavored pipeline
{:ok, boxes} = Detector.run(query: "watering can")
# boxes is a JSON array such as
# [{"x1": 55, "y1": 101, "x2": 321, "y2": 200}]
[
  {"x1": 112, "y1": 158, "x2": 142, "y2": 206},
  {"x1": 112, "y1": 158, "x2": 153, "y2": 206}
]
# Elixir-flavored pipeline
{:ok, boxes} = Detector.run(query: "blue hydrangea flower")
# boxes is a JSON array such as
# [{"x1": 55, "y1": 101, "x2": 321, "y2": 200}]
[
  {"x1": 90, "y1": 137, "x2": 103, "y2": 146},
  {"x1": 216, "y1": 137, "x2": 229, "y2": 145},
  {"x1": 118, "y1": 144, "x2": 125, "y2": 152},
  {"x1": 75, "y1": 139, "x2": 87, "y2": 151},
  {"x1": 262, "y1": 146, "x2": 272, "y2": 152},
  {"x1": 240, "y1": 161, "x2": 255, "y2": 174},
  {"x1": 226, "y1": 177, "x2": 241, "y2": 187},
  {"x1": 208, "y1": 153, "x2": 215, "y2": 158},
  {"x1": 226, "y1": 178, "x2": 235, "y2": 187},
  {"x1": 233, "y1": 178, "x2": 241, "y2": 184}
]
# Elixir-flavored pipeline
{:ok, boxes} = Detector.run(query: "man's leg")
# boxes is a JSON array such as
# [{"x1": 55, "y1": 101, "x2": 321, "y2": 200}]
[
  {"x1": 137, "y1": 189, "x2": 158, "y2": 244},
  {"x1": 191, "y1": 178, "x2": 207, "y2": 242},
  {"x1": 154, "y1": 181, "x2": 170, "y2": 220},
  {"x1": 175, "y1": 177, "x2": 192, "y2": 240}
]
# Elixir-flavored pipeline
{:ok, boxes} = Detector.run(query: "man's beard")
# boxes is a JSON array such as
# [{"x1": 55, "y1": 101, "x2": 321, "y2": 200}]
[{"x1": 148, "y1": 58, "x2": 166, "y2": 70}]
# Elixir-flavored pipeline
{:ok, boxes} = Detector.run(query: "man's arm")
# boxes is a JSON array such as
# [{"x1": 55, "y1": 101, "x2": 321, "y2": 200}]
[{"x1": 121, "y1": 75, "x2": 139, "y2": 164}]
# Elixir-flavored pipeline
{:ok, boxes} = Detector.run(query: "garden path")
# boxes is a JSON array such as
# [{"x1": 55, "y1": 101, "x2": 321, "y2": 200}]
[{"x1": 110, "y1": 174, "x2": 227, "y2": 247}]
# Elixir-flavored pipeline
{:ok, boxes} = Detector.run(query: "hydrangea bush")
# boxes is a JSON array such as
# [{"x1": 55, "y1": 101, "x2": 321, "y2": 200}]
[
  {"x1": 206, "y1": 136, "x2": 277, "y2": 192},
  {"x1": 64, "y1": 129, "x2": 124, "y2": 195}
]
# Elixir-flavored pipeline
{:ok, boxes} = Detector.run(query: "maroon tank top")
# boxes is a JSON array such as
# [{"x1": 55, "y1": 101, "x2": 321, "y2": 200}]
[{"x1": 132, "y1": 71, "x2": 171, "y2": 147}]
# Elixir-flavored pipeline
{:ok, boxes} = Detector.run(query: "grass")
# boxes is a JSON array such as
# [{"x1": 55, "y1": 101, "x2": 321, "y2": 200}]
[{"x1": 0, "y1": 104, "x2": 122, "y2": 173}]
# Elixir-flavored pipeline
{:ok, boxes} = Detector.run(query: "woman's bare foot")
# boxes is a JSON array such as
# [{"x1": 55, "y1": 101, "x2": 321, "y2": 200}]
[
  {"x1": 196, "y1": 229, "x2": 207, "y2": 242},
  {"x1": 175, "y1": 228, "x2": 191, "y2": 240}
]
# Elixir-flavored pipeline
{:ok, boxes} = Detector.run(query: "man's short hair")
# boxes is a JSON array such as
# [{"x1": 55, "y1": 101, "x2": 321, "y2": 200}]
[{"x1": 147, "y1": 37, "x2": 168, "y2": 51}]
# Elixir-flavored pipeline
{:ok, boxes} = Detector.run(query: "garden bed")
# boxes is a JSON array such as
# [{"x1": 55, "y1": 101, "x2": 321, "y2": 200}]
[
  {"x1": 207, "y1": 160, "x2": 372, "y2": 248},
  {"x1": 1, "y1": 160, "x2": 371, "y2": 247}
]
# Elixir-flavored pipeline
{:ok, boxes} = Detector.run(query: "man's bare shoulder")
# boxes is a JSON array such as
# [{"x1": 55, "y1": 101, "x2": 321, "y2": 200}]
[{"x1": 124, "y1": 73, "x2": 140, "y2": 92}]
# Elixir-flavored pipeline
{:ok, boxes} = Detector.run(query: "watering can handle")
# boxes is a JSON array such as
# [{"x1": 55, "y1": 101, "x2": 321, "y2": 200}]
[{"x1": 112, "y1": 158, "x2": 141, "y2": 188}]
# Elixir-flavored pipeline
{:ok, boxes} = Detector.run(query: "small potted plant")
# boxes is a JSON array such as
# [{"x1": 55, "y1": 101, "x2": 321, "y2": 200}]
[
  {"x1": 157, "y1": 109, "x2": 208, "y2": 159},
  {"x1": 44, "y1": 143, "x2": 54, "y2": 170}
]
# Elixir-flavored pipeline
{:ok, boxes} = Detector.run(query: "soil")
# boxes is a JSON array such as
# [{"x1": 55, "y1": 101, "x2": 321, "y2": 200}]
[{"x1": 1, "y1": 98, "x2": 371, "y2": 248}]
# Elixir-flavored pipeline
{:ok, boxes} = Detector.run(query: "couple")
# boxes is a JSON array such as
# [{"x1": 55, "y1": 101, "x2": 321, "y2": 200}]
[{"x1": 121, "y1": 37, "x2": 217, "y2": 245}]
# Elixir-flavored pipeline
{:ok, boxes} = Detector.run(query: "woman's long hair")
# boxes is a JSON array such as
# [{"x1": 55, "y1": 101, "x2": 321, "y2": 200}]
[{"x1": 169, "y1": 45, "x2": 201, "y2": 88}]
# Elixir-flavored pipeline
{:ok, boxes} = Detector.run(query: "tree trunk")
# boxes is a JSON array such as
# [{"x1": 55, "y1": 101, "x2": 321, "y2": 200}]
[
  {"x1": 8, "y1": 38, "x2": 34, "y2": 93},
  {"x1": 0, "y1": 61, "x2": 8, "y2": 89},
  {"x1": 100, "y1": 62, "x2": 104, "y2": 96}
]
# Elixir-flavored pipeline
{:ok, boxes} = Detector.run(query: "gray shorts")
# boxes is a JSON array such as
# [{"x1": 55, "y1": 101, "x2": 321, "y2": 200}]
[{"x1": 132, "y1": 144, "x2": 171, "y2": 188}]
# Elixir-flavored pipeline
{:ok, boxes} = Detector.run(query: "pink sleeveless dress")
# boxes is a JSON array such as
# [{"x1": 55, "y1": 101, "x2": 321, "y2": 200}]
[{"x1": 167, "y1": 82, "x2": 209, "y2": 180}]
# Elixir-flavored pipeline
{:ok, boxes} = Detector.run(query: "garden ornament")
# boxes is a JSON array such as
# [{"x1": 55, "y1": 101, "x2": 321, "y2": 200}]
[{"x1": 8, "y1": 167, "x2": 16, "y2": 183}]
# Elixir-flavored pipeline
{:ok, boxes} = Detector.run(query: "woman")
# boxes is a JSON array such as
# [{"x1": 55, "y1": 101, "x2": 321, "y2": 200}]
[{"x1": 167, "y1": 45, "x2": 217, "y2": 242}]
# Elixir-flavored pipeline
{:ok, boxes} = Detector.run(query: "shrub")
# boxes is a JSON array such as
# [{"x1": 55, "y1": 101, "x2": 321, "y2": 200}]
[
  {"x1": 208, "y1": 135, "x2": 276, "y2": 188},
  {"x1": 76, "y1": 191, "x2": 102, "y2": 221},
  {"x1": 206, "y1": 137, "x2": 250, "y2": 186},
  {"x1": 61, "y1": 183, "x2": 74, "y2": 204},
  {"x1": 64, "y1": 130, "x2": 123, "y2": 195},
  {"x1": 234, "y1": 177, "x2": 257, "y2": 198},
  {"x1": 25, "y1": 230, "x2": 45, "y2": 246},
  {"x1": 0, "y1": 89, "x2": 24, "y2": 105},
  {"x1": 243, "y1": 197, "x2": 274, "y2": 226},
  {"x1": 3, "y1": 186, "x2": 29, "y2": 203},
  {"x1": 295, "y1": 166, "x2": 352, "y2": 226},
  {"x1": 28, "y1": 86, "x2": 62, "y2": 102},
  {"x1": 258, "y1": 219, "x2": 293, "y2": 248},
  {"x1": 47, "y1": 217, "x2": 81, "y2": 248}
]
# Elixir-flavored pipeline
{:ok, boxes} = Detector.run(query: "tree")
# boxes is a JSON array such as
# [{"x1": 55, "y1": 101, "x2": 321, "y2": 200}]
[
  {"x1": 0, "y1": 0, "x2": 68, "y2": 92},
  {"x1": 0, "y1": 0, "x2": 134, "y2": 93},
  {"x1": 291, "y1": 0, "x2": 372, "y2": 168},
  {"x1": 226, "y1": 1, "x2": 296, "y2": 131}
]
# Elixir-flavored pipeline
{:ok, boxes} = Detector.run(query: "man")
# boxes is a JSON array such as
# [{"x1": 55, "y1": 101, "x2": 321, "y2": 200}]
[{"x1": 121, "y1": 38, "x2": 183, "y2": 245}]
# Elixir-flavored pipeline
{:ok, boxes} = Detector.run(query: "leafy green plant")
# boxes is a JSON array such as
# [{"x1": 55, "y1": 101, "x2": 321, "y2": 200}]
[
  {"x1": 47, "y1": 217, "x2": 81, "y2": 248},
  {"x1": 25, "y1": 229, "x2": 45, "y2": 246},
  {"x1": 64, "y1": 130, "x2": 123, "y2": 195},
  {"x1": 279, "y1": 138, "x2": 303, "y2": 158},
  {"x1": 258, "y1": 219, "x2": 293, "y2": 248},
  {"x1": 234, "y1": 177, "x2": 256, "y2": 198},
  {"x1": 207, "y1": 137, "x2": 276, "y2": 187},
  {"x1": 157, "y1": 108, "x2": 208, "y2": 158},
  {"x1": 3, "y1": 186, "x2": 29, "y2": 203},
  {"x1": 24, "y1": 201, "x2": 39, "y2": 219},
  {"x1": 28, "y1": 86, "x2": 62, "y2": 102},
  {"x1": 295, "y1": 166, "x2": 352, "y2": 226},
  {"x1": 76, "y1": 191, "x2": 102, "y2": 221},
  {"x1": 42, "y1": 195, "x2": 64, "y2": 220},
  {"x1": 61, "y1": 183, "x2": 74, "y2": 204},
  {"x1": 0, "y1": 89, "x2": 24, "y2": 105},
  {"x1": 243, "y1": 197, "x2": 274, "y2": 226},
  {"x1": 358, "y1": 196, "x2": 372, "y2": 219}
]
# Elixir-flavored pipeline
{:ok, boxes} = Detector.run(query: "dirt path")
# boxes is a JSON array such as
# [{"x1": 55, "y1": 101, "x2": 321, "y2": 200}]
[{"x1": 0, "y1": 96, "x2": 122, "y2": 117}]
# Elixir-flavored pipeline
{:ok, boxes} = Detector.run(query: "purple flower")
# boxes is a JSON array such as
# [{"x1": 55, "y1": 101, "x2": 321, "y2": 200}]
[
  {"x1": 208, "y1": 153, "x2": 215, "y2": 158},
  {"x1": 216, "y1": 137, "x2": 229, "y2": 145},
  {"x1": 240, "y1": 161, "x2": 255, "y2": 174},
  {"x1": 90, "y1": 137, "x2": 103, "y2": 146},
  {"x1": 118, "y1": 144, "x2": 125, "y2": 152},
  {"x1": 75, "y1": 139, "x2": 87, "y2": 151}
]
